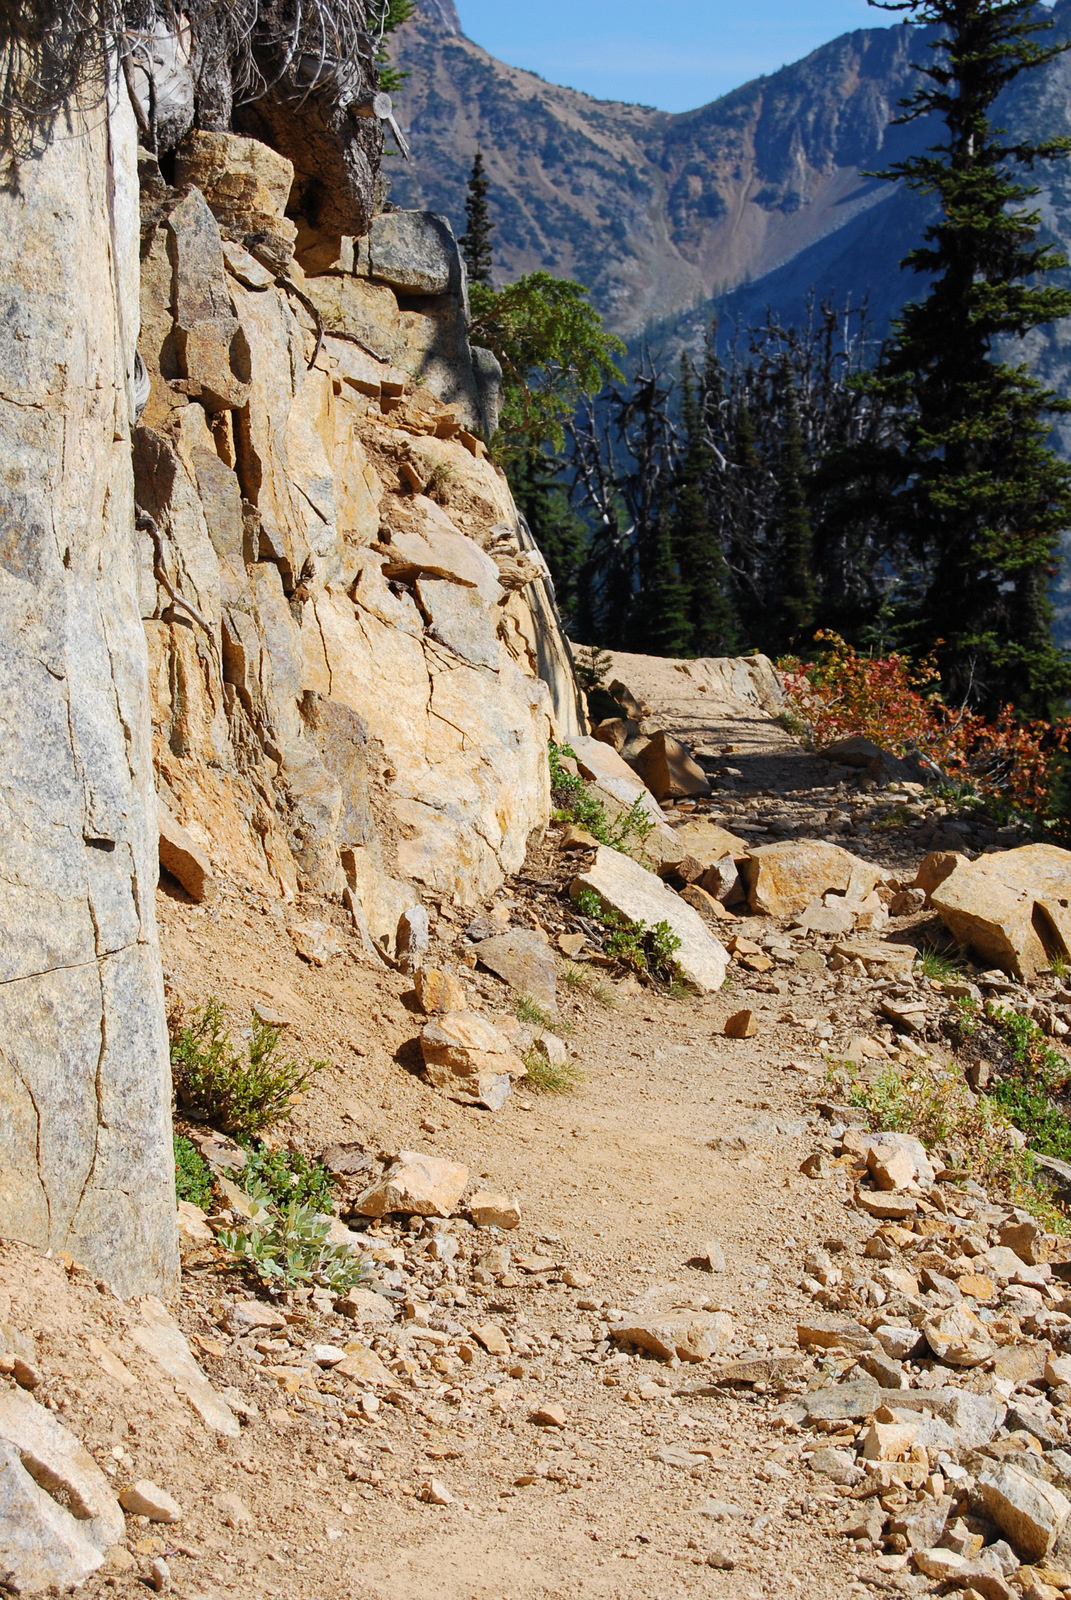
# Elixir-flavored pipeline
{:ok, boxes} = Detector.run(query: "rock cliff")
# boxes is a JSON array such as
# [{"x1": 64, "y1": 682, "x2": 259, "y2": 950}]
[
  {"x1": 0, "y1": 70, "x2": 177, "y2": 1298},
  {"x1": 136, "y1": 132, "x2": 580, "y2": 951}
]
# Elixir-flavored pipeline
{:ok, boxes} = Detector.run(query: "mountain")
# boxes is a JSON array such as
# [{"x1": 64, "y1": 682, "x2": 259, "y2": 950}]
[{"x1": 388, "y1": 3, "x2": 934, "y2": 336}]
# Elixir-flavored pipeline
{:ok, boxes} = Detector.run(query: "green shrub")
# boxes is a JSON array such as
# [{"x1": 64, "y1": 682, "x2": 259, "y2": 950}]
[
  {"x1": 217, "y1": 1180, "x2": 369, "y2": 1292},
  {"x1": 174, "y1": 1135, "x2": 213, "y2": 1209},
  {"x1": 573, "y1": 887, "x2": 683, "y2": 983},
  {"x1": 549, "y1": 743, "x2": 654, "y2": 853},
  {"x1": 171, "y1": 999, "x2": 325, "y2": 1137},
  {"x1": 238, "y1": 1142, "x2": 334, "y2": 1213}
]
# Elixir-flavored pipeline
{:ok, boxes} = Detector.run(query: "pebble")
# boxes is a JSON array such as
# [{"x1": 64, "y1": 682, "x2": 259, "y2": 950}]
[
  {"x1": 530, "y1": 1403, "x2": 567, "y2": 1430},
  {"x1": 119, "y1": 1481, "x2": 183, "y2": 1522}
]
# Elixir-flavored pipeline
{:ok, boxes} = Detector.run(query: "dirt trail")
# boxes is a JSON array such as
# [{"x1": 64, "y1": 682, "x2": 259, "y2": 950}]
[{"x1": 6, "y1": 655, "x2": 1020, "y2": 1600}]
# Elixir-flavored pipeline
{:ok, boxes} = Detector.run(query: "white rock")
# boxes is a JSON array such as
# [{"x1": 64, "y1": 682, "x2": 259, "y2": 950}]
[
  {"x1": 118, "y1": 1480, "x2": 183, "y2": 1523},
  {"x1": 976, "y1": 1463, "x2": 1071, "y2": 1561},
  {"x1": 132, "y1": 1297, "x2": 240, "y2": 1437},
  {"x1": 0, "y1": 1439, "x2": 106, "y2": 1592},
  {"x1": 570, "y1": 846, "x2": 729, "y2": 993},
  {"x1": 0, "y1": 1386, "x2": 125, "y2": 1550}
]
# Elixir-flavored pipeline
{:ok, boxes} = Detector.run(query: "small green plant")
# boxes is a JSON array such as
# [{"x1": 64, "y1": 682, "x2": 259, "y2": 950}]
[
  {"x1": 171, "y1": 999, "x2": 325, "y2": 1137},
  {"x1": 514, "y1": 993, "x2": 555, "y2": 1029},
  {"x1": 218, "y1": 1180, "x2": 370, "y2": 1292},
  {"x1": 424, "y1": 461, "x2": 454, "y2": 503},
  {"x1": 238, "y1": 1143, "x2": 334, "y2": 1213},
  {"x1": 174, "y1": 1135, "x2": 214, "y2": 1209},
  {"x1": 521, "y1": 1042, "x2": 582, "y2": 1094},
  {"x1": 988, "y1": 1003, "x2": 1071, "y2": 1093},
  {"x1": 916, "y1": 947, "x2": 964, "y2": 982},
  {"x1": 871, "y1": 805, "x2": 914, "y2": 832},
  {"x1": 560, "y1": 963, "x2": 616, "y2": 1006},
  {"x1": 549, "y1": 742, "x2": 654, "y2": 853},
  {"x1": 573, "y1": 887, "x2": 683, "y2": 983}
]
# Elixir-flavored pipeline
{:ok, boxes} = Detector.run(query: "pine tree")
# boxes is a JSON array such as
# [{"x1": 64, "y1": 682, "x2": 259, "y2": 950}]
[
  {"x1": 674, "y1": 354, "x2": 739, "y2": 657},
  {"x1": 640, "y1": 510, "x2": 694, "y2": 658},
  {"x1": 459, "y1": 148, "x2": 494, "y2": 286},
  {"x1": 867, "y1": 0, "x2": 1071, "y2": 714},
  {"x1": 772, "y1": 362, "x2": 817, "y2": 650}
]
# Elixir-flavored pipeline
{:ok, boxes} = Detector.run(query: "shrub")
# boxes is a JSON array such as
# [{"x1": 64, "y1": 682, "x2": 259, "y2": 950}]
[
  {"x1": 174, "y1": 1136, "x2": 213, "y2": 1209},
  {"x1": 217, "y1": 1181, "x2": 369, "y2": 1292},
  {"x1": 549, "y1": 742, "x2": 654, "y2": 852},
  {"x1": 778, "y1": 630, "x2": 1069, "y2": 831},
  {"x1": 238, "y1": 1143, "x2": 334, "y2": 1213},
  {"x1": 573, "y1": 886, "x2": 683, "y2": 983},
  {"x1": 171, "y1": 999, "x2": 325, "y2": 1137}
]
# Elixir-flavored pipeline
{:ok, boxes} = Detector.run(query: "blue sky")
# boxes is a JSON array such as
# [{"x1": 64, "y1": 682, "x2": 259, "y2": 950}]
[{"x1": 455, "y1": 0, "x2": 889, "y2": 112}]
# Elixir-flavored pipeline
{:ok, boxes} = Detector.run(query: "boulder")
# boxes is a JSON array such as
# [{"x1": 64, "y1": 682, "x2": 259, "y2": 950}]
[
  {"x1": 742, "y1": 841, "x2": 883, "y2": 919},
  {"x1": 174, "y1": 131, "x2": 297, "y2": 273},
  {"x1": 415, "y1": 968, "x2": 466, "y2": 1015},
  {"x1": 570, "y1": 846, "x2": 730, "y2": 993},
  {"x1": 420, "y1": 1011, "x2": 526, "y2": 1083},
  {"x1": 0, "y1": 1439, "x2": 107, "y2": 1593},
  {"x1": 610, "y1": 1311, "x2": 733, "y2": 1363},
  {"x1": 976, "y1": 1464, "x2": 1071, "y2": 1562},
  {"x1": 0, "y1": 1388, "x2": 125, "y2": 1551},
  {"x1": 670, "y1": 820, "x2": 750, "y2": 866},
  {"x1": 368, "y1": 211, "x2": 464, "y2": 297},
  {"x1": 631, "y1": 732, "x2": 711, "y2": 799},
  {"x1": 569, "y1": 737, "x2": 664, "y2": 829},
  {"x1": 351, "y1": 1151, "x2": 469, "y2": 1218},
  {"x1": 930, "y1": 845, "x2": 1071, "y2": 980},
  {"x1": 158, "y1": 798, "x2": 216, "y2": 903},
  {"x1": 416, "y1": 576, "x2": 500, "y2": 670},
  {"x1": 914, "y1": 850, "x2": 967, "y2": 904},
  {"x1": 473, "y1": 929, "x2": 557, "y2": 1013},
  {"x1": 922, "y1": 1305, "x2": 996, "y2": 1367}
]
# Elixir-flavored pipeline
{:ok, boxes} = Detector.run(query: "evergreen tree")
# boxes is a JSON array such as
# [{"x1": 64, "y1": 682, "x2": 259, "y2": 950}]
[
  {"x1": 506, "y1": 449, "x2": 588, "y2": 629},
  {"x1": 642, "y1": 509, "x2": 694, "y2": 658},
  {"x1": 868, "y1": 0, "x2": 1071, "y2": 714},
  {"x1": 772, "y1": 362, "x2": 817, "y2": 648},
  {"x1": 675, "y1": 355, "x2": 739, "y2": 656},
  {"x1": 459, "y1": 148, "x2": 494, "y2": 286}
]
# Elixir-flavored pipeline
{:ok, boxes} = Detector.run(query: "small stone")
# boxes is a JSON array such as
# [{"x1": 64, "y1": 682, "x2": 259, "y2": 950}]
[
  {"x1": 976, "y1": 1463, "x2": 1071, "y2": 1562},
  {"x1": 286, "y1": 919, "x2": 342, "y2": 965},
  {"x1": 468, "y1": 1191, "x2": 521, "y2": 1229},
  {"x1": 810, "y1": 1446, "x2": 859, "y2": 1485},
  {"x1": 706, "y1": 1550, "x2": 736, "y2": 1570},
  {"x1": 797, "y1": 1317, "x2": 874, "y2": 1354},
  {"x1": 855, "y1": 1188, "x2": 918, "y2": 1220},
  {"x1": 890, "y1": 887, "x2": 927, "y2": 917},
  {"x1": 558, "y1": 931, "x2": 588, "y2": 956},
  {"x1": 559, "y1": 828, "x2": 599, "y2": 853},
  {"x1": 310, "y1": 1344, "x2": 347, "y2": 1367},
  {"x1": 472, "y1": 1323, "x2": 510, "y2": 1357},
  {"x1": 922, "y1": 1305, "x2": 996, "y2": 1367},
  {"x1": 562, "y1": 1269, "x2": 593, "y2": 1288},
  {"x1": 352, "y1": 1150, "x2": 470, "y2": 1218},
  {"x1": 334, "y1": 1346, "x2": 394, "y2": 1386},
  {"x1": 530, "y1": 1403, "x2": 567, "y2": 1429},
  {"x1": 224, "y1": 1300, "x2": 287, "y2": 1334},
  {"x1": 415, "y1": 967, "x2": 465, "y2": 1015},
  {"x1": 119, "y1": 1481, "x2": 182, "y2": 1523},
  {"x1": 861, "y1": 1420, "x2": 919, "y2": 1461},
  {"x1": 1046, "y1": 1354, "x2": 1071, "y2": 1389},
  {"x1": 149, "y1": 1556, "x2": 171, "y2": 1593},
  {"x1": 335, "y1": 1288, "x2": 396, "y2": 1327},
  {"x1": 868, "y1": 1145, "x2": 917, "y2": 1192},
  {"x1": 859, "y1": 1349, "x2": 909, "y2": 1390},
  {"x1": 696, "y1": 1240, "x2": 726, "y2": 1273},
  {"x1": 724, "y1": 1010, "x2": 758, "y2": 1039},
  {"x1": 421, "y1": 1478, "x2": 455, "y2": 1506},
  {"x1": 611, "y1": 1312, "x2": 732, "y2": 1363}
]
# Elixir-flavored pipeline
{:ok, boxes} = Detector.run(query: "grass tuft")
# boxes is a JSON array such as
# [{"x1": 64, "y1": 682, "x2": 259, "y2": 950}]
[{"x1": 521, "y1": 1044, "x2": 582, "y2": 1094}]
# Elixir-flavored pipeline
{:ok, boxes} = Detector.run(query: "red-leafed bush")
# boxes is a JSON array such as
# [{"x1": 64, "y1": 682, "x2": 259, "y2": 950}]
[{"x1": 777, "y1": 632, "x2": 1069, "y2": 829}]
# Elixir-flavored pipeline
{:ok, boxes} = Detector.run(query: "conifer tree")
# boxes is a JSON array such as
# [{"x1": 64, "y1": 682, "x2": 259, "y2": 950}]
[
  {"x1": 772, "y1": 362, "x2": 817, "y2": 648},
  {"x1": 640, "y1": 510, "x2": 694, "y2": 658},
  {"x1": 675, "y1": 356, "x2": 739, "y2": 657},
  {"x1": 868, "y1": 0, "x2": 1071, "y2": 714},
  {"x1": 460, "y1": 148, "x2": 494, "y2": 286}
]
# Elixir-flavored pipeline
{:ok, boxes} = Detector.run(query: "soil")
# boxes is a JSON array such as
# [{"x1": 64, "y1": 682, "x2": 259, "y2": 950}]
[{"x1": 0, "y1": 654, "x2": 1028, "y2": 1600}]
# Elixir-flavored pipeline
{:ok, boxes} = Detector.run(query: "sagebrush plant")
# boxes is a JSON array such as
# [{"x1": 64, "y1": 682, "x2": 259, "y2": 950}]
[
  {"x1": 848, "y1": 1058, "x2": 1065, "y2": 1229},
  {"x1": 170, "y1": 998, "x2": 325, "y2": 1137},
  {"x1": 174, "y1": 1135, "x2": 214, "y2": 1209},
  {"x1": 777, "y1": 631, "x2": 1069, "y2": 832},
  {"x1": 218, "y1": 1180, "x2": 369, "y2": 1292},
  {"x1": 549, "y1": 742, "x2": 654, "y2": 853}
]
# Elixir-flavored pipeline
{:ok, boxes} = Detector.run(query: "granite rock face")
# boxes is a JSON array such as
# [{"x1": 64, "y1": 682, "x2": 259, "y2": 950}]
[{"x1": 0, "y1": 68, "x2": 178, "y2": 1296}]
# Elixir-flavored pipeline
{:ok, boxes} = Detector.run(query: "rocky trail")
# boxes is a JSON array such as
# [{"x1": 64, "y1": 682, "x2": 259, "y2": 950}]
[{"x1": 7, "y1": 650, "x2": 1071, "y2": 1600}]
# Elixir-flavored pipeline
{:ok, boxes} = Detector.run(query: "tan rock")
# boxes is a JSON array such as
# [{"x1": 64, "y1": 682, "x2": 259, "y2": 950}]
[
  {"x1": 930, "y1": 844, "x2": 1071, "y2": 980},
  {"x1": 415, "y1": 968, "x2": 466, "y2": 1015},
  {"x1": 610, "y1": 1312, "x2": 733, "y2": 1363},
  {"x1": 473, "y1": 928, "x2": 557, "y2": 1013},
  {"x1": 420, "y1": 1011, "x2": 526, "y2": 1081},
  {"x1": 287, "y1": 919, "x2": 342, "y2": 965},
  {"x1": 914, "y1": 850, "x2": 968, "y2": 903},
  {"x1": 670, "y1": 820, "x2": 749, "y2": 866},
  {"x1": 118, "y1": 1480, "x2": 182, "y2": 1522},
  {"x1": 958, "y1": 1273, "x2": 997, "y2": 1300},
  {"x1": 569, "y1": 736, "x2": 665, "y2": 828},
  {"x1": 632, "y1": 732, "x2": 711, "y2": 800},
  {"x1": 334, "y1": 1346, "x2": 394, "y2": 1385},
  {"x1": 570, "y1": 846, "x2": 729, "y2": 994},
  {"x1": 471, "y1": 1322, "x2": 511, "y2": 1357},
  {"x1": 530, "y1": 1402, "x2": 567, "y2": 1429},
  {"x1": 216, "y1": 1490, "x2": 254, "y2": 1529},
  {"x1": 158, "y1": 798, "x2": 216, "y2": 903},
  {"x1": 335, "y1": 1288, "x2": 396, "y2": 1328},
  {"x1": 468, "y1": 1191, "x2": 522, "y2": 1229},
  {"x1": 174, "y1": 131, "x2": 297, "y2": 272},
  {"x1": 998, "y1": 1217, "x2": 1042, "y2": 1264},
  {"x1": 132, "y1": 1298, "x2": 240, "y2": 1437},
  {"x1": 1045, "y1": 1354, "x2": 1071, "y2": 1388},
  {"x1": 420, "y1": 1478, "x2": 455, "y2": 1506},
  {"x1": 560, "y1": 826, "x2": 599, "y2": 851},
  {"x1": 922, "y1": 1306, "x2": 996, "y2": 1367},
  {"x1": 855, "y1": 1189, "x2": 918, "y2": 1220},
  {"x1": 797, "y1": 1318, "x2": 875, "y2": 1353},
  {"x1": 742, "y1": 841, "x2": 882, "y2": 918},
  {"x1": 861, "y1": 1420, "x2": 920, "y2": 1461},
  {"x1": 223, "y1": 1301, "x2": 286, "y2": 1334},
  {"x1": 868, "y1": 1145, "x2": 917, "y2": 1192},
  {"x1": 833, "y1": 938, "x2": 918, "y2": 977},
  {"x1": 176, "y1": 1201, "x2": 213, "y2": 1246},
  {"x1": 976, "y1": 1464, "x2": 1071, "y2": 1562},
  {"x1": 351, "y1": 1150, "x2": 469, "y2": 1218},
  {"x1": 724, "y1": 1010, "x2": 758, "y2": 1039}
]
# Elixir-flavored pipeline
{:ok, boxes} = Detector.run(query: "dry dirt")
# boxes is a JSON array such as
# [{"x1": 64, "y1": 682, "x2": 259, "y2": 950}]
[{"x1": 0, "y1": 657, "x2": 1002, "y2": 1600}]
